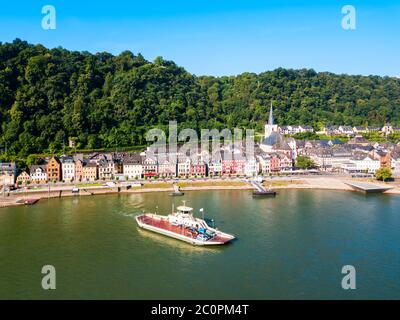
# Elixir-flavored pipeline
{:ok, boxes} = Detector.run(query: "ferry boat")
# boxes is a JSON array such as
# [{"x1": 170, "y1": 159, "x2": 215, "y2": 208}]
[{"x1": 135, "y1": 202, "x2": 235, "y2": 246}]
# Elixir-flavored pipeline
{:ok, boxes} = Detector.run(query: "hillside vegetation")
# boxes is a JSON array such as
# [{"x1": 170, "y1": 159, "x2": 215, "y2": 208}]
[{"x1": 1, "y1": 39, "x2": 400, "y2": 158}]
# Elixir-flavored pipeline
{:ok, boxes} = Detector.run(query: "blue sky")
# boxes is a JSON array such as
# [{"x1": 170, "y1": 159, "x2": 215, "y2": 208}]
[{"x1": 0, "y1": 1, "x2": 399, "y2": 77}]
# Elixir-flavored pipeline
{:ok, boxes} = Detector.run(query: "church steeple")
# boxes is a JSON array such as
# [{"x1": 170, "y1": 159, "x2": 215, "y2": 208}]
[
  {"x1": 264, "y1": 101, "x2": 278, "y2": 138},
  {"x1": 268, "y1": 102, "x2": 274, "y2": 125}
]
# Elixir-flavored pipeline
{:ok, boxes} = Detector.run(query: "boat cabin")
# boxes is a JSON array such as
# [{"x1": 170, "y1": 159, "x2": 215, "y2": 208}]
[{"x1": 176, "y1": 205, "x2": 193, "y2": 215}]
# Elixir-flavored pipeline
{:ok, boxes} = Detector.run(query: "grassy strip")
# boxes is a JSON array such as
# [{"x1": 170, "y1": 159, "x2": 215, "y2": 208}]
[
  {"x1": 178, "y1": 181, "x2": 248, "y2": 188},
  {"x1": 141, "y1": 183, "x2": 172, "y2": 189},
  {"x1": 77, "y1": 183, "x2": 104, "y2": 188},
  {"x1": 262, "y1": 180, "x2": 305, "y2": 187}
]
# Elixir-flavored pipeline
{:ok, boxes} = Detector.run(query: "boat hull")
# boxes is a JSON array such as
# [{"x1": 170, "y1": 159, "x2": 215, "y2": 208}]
[
  {"x1": 252, "y1": 190, "x2": 277, "y2": 197},
  {"x1": 135, "y1": 214, "x2": 234, "y2": 246},
  {"x1": 169, "y1": 192, "x2": 184, "y2": 196}
]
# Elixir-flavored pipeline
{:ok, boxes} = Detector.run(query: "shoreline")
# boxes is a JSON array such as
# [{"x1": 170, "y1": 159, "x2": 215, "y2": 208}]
[{"x1": 1, "y1": 177, "x2": 399, "y2": 209}]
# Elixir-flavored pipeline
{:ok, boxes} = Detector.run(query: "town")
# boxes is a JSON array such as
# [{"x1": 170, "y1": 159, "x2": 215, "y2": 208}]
[{"x1": 1, "y1": 105, "x2": 399, "y2": 190}]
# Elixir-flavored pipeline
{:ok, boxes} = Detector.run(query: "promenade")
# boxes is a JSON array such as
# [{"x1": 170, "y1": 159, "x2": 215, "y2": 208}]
[{"x1": 1, "y1": 176, "x2": 399, "y2": 209}]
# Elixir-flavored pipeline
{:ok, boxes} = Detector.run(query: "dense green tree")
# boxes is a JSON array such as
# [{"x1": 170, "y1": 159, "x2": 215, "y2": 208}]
[
  {"x1": 1, "y1": 39, "x2": 400, "y2": 158},
  {"x1": 26, "y1": 154, "x2": 39, "y2": 166},
  {"x1": 375, "y1": 167, "x2": 393, "y2": 181},
  {"x1": 292, "y1": 132, "x2": 320, "y2": 140},
  {"x1": 296, "y1": 155, "x2": 315, "y2": 169}
]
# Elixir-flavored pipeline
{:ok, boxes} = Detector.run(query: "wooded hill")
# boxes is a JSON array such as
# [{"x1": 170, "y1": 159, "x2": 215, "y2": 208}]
[{"x1": 1, "y1": 39, "x2": 399, "y2": 157}]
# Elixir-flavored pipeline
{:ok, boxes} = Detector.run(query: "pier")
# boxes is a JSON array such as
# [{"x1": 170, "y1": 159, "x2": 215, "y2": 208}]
[
  {"x1": 251, "y1": 180, "x2": 276, "y2": 197},
  {"x1": 345, "y1": 181, "x2": 393, "y2": 194},
  {"x1": 170, "y1": 184, "x2": 184, "y2": 196}
]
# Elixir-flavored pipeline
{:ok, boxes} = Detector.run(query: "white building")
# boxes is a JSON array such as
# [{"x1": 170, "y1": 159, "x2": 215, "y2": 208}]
[
  {"x1": 177, "y1": 157, "x2": 191, "y2": 177},
  {"x1": 123, "y1": 164, "x2": 143, "y2": 179},
  {"x1": 98, "y1": 156, "x2": 115, "y2": 180},
  {"x1": 282, "y1": 125, "x2": 314, "y2": 135},
  {"x1": 60, "y1": 156, "x2": 75, "y2": 182},
  {"x1": 310, "y1": 151, "x2": 352, "y2": 171},
  {"x1": 299, "y1": 125, "x2": 314, "y2": 133},
  {"x1": 256, "y1": 154, "x2": 271, "y2": 174},
  {"x1": 122, "y1": 154, "x2": 143, "y2": 179},
  {"x1": 158, "y1": 158, "x2": 176, "y2": 177},
  {"x1": 351, "y1": 155, "x2": 381, "y2": 173},
  {"x1": 340, "y1": 162, "x2": 358, "y2": 174},
  {"x1": 244, "y1": 157, "x2": 258, "y2": 176},
  {"x1": 338, "y1": 126, "x2": 354, "y2": 136},
  {"x1": 142, "y1": 156, "x2": 158, "y2": 177},
  {"x1": 391, "y1": 153, "x2": 400, "y2": 177},
  {"x1": 0, "y1": 162, "x2": 16, "y2": 185},
  {"x1": 123, "y1": 164, "x2": 142, "y2": 179},
  {"x1": 30, "y1": 166, "x2": 48, "y2": 183},
  {"x1": 381, "y1": 124, "x2": 393, "y2": 135},
  {"x1": 208, "y1": 159, "x2": 222, "y2": 176}
]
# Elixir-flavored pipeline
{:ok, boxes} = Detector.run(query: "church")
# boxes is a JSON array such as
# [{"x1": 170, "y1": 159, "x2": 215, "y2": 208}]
[{"x1": 260, "y1": 103, "x2": 297, "y2": 160}]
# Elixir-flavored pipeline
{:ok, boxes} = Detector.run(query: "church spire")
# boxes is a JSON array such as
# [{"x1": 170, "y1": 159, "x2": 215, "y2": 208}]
[{"x1": 268, "y1": 102, "x2": 274, "y2": 125}]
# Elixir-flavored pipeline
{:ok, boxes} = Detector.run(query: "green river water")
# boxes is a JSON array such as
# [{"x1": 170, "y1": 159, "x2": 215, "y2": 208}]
[{"x1": 0, "y1": 189, "x2": 399, "y2": 299}]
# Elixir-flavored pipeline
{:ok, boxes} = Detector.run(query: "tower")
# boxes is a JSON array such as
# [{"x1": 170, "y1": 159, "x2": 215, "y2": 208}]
[{"x1": 264, "y1": 102, "x2": 279, "y2": 138}]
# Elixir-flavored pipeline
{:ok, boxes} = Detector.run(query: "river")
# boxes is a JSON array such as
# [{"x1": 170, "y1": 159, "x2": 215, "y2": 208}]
[{"x1": 0, "y1": 189, "x2": 399, "y2": 299}]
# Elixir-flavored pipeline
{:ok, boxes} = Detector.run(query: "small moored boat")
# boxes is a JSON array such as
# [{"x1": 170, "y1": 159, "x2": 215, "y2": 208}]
[{"x1": 24, "y1": 198, "x2": 39, "y2": 205}]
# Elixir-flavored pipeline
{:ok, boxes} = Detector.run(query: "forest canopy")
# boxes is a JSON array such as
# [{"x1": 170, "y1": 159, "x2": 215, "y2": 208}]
[{"x1": 1, "y1": 39, "x2": 400, "y2": 157}]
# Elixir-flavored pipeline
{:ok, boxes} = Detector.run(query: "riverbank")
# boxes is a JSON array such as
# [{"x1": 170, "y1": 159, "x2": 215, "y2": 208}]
[{"x1": 1, "y1": 177, "x2": 399, "y2": 208}]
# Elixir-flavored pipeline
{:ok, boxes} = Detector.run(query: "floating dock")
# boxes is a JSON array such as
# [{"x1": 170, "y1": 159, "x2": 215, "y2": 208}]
[
  {"x1": 251, "y1": 180, "x2": 277, "y2": 197},
  {"x1": 16, "y1": 198, "x2": 40, "y2": 205},
  {"x1": 345, "y1": 181, "x2": 393, "y2": 194}
]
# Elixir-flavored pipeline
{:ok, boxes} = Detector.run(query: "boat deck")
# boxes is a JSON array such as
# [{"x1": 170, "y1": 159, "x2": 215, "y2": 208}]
[{"x1": 137, "y1": 215, "x2": 231, "y2": 244}]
